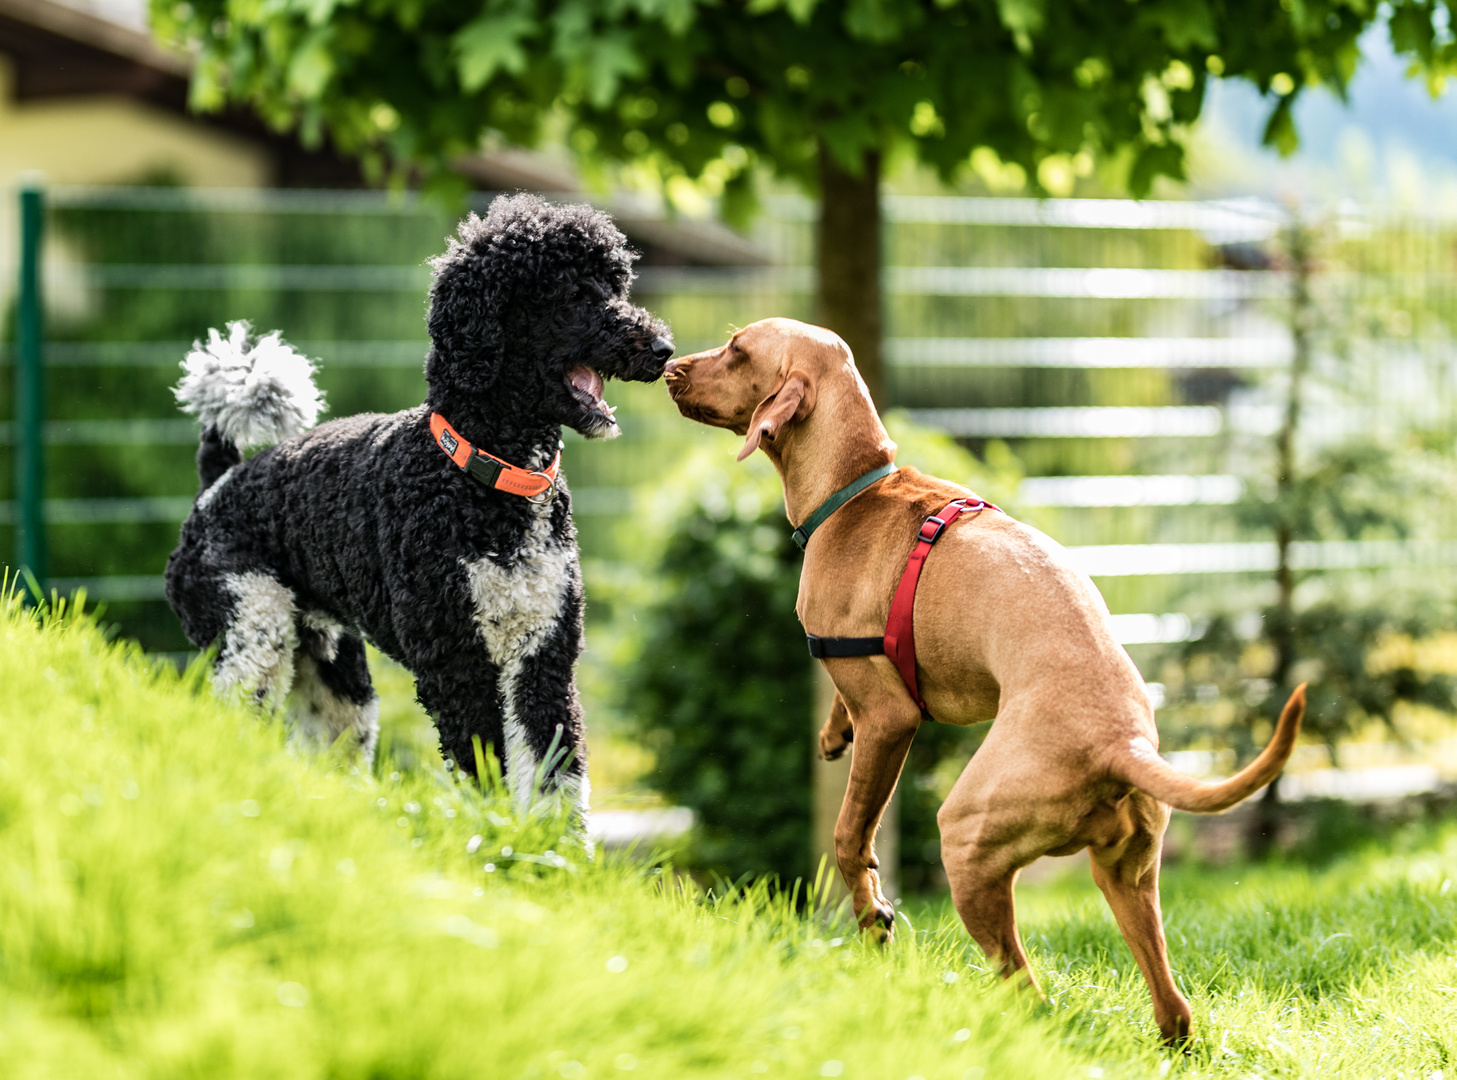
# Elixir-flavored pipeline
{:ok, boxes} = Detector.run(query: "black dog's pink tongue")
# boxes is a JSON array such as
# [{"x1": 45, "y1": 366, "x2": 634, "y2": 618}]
[{"x1": 569, "y1": 365, "x2": 604, "y2": 402}]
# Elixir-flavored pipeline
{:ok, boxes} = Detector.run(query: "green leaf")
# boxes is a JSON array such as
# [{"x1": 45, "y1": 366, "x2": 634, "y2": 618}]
[
  {"x1": 453, "y1": 10, "x2": 536, "y2": 93},
  {"x1": 287, "y1": 30, "x2": 335, "y2": 100},
  {"x1": 1128, "y1": 140, "x2": 1185, "y2": 197},
  {"x1": 995, "y1": 0, "x2": 1045, "y2": 41},
  {"x1": 1138, "y1": 0, "x2": 1216, "y2": 52},
  {"x1": 581, "y1": 31, "x2": 644, "y2": 108},
  {"x1": 744, "y1": 0, "x2": 823, "y2": 21},
  {"x1": 844, "y1": 0, "x2": 914, "y2": 42},
  {"x1": 1262, "y1": 95, "x2": 1300, "y2": 156}
]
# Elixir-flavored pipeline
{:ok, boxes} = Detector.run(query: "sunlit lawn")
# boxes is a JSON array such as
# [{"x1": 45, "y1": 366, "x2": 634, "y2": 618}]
[{"x1": 6, "y1": 589, "x2": 1457, "y2": 1078}]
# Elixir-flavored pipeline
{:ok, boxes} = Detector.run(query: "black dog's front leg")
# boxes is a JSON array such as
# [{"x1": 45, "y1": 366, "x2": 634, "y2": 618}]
[
  {"x1": 415, "y1": 656, "x2": 507, "y2": 779},
  {"x1": 420, "y1": 569, "x2": 588, "y2": 821},
  {"x1": 505, "y1": 569, "x2": 589, "y2": 822}
]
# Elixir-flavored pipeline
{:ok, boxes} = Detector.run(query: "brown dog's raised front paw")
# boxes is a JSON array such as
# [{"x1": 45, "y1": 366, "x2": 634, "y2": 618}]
[
  {"x1": 819, "y1": 723, "x2": 852, "y2": 761},
  {"x1": 818, "y1": 695, "x2": 854, "y2": 761}
]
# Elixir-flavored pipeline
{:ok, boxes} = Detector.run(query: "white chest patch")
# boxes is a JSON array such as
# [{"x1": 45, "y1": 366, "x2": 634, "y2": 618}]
[{"x1": 463, "y1": 505, "x2": 578, "y2": 813}]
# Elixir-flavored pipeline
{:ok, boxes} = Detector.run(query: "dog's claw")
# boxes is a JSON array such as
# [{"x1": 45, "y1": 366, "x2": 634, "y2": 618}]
[{"x1": 856, "y1": 889, "x2": 896, "y2": 944}]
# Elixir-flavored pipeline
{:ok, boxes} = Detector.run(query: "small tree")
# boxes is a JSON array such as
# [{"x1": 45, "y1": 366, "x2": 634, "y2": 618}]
[
  {"x1": 151, "y1": 0, "x2": 1457, "y2": 400},
  {"x1": 1156, "y1": 216, "x2": 1457, "y2": 853}
]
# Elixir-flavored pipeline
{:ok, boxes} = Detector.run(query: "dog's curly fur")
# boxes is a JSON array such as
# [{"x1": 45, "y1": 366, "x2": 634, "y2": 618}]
[{"x1": 164, "y1": 195, "x2": 672, "y2": 823}]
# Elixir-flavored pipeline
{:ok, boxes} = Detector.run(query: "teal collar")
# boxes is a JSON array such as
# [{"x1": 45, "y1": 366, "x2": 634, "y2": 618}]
[{"x1": 791, "y1": 462, "x2": 897, "y2": 551}]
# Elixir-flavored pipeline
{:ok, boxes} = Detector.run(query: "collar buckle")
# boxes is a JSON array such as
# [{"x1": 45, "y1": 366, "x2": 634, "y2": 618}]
[
  {"x1": 918, "y1": 516, "x2": 948, "y2": 544},
  {"x1": 464, "y1": 453, "x2": 504, "y2": 489}
]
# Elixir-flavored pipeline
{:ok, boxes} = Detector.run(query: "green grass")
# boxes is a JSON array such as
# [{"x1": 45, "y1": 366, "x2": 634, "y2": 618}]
[{"x1": 5, "y1": 592, "x2": 1457, "y2": 1078}]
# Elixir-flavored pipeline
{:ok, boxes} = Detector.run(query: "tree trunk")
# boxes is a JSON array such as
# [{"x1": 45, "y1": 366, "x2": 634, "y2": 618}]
[
  {"x1": 812, "y1": 147, "x2": 893, "y2": 909},
  {"x1": 816, "y1": 146, "x2": 885, "y2": 407},
  {"x1": 1250, "y1": 218, "x2": 1315, "y2": 858}
]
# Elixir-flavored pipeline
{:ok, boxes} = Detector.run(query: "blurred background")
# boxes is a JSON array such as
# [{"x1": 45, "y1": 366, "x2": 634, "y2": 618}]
[{"x1": 7, "y1": 0, "x2": 1457, "y2": 893}]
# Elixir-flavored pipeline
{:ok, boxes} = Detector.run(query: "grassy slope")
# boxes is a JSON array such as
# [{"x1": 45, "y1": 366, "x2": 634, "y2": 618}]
[
  {"x1": 7, "y1": 595, "x2": 1457, "y2": 1078},
  {"x1": 0, "y1": 597, "x2": 1075, "y2": 1079}
]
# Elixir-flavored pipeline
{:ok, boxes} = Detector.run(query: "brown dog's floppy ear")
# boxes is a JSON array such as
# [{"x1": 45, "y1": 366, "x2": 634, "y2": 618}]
[{"x1": 737, "y1": 371, "x2": 816, "y2": 461}]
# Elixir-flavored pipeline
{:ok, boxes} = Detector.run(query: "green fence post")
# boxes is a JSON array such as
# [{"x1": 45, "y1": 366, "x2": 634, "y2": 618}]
[{"x1": 15, "y1": 183, "x2": 46, "y2": 593}]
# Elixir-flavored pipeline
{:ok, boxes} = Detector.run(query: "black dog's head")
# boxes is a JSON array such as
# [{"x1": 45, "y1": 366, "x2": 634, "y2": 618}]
[{"x1": 425, "y1": 194, "x2": 673, "y2": 440}]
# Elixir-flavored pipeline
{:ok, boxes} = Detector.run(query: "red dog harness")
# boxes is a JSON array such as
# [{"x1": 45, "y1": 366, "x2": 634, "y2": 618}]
[{"x1": 801, "y1": 479, "x2": 997, "y2": 720}]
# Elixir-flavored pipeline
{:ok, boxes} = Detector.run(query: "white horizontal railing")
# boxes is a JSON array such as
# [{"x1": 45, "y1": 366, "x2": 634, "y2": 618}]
[
  {"x1": 46, "y1": 538, "x2": 1457, "y2": 604},
  {"x1": 44, "y1": 575, "x2": 169, "y2": 601},
  {"x1": 0, "y1": 489, "x2": 644, "y2": 524},
  {"x1": 767, "y1": 193, "x2": 1285, "y2": 239},
  {"x1": 0, "y1": 419, "x2": 199, "y2": 445},
  {"x1": 53, "y1": 264, "x2": 432, "y2": 292},
  {"x1": 888, "y1": 336, "x2": 1290, "y2": 368},
  {"x1": 5, "y1": 337, "x2": 1297, "y2": 371},
  {"x1": 632, "y1": 265, "x2": 1291, "y2": 298},
  {"x1": 0, "y1": 340, "x2": 431, "y2": 367},
  {"x1": 39, "y1": 261, "x2": 1287, "y2": 298},
  {"x1": 1107, "y1": 613, "x2": 1205, "y2": 644},
  {"x1": 0, "y1": 497, "x2": 194, "y2": 525},
  {"x1": 906, "y1": 406, "x2": 1224, "y2": 438},
  {"x1": 1066, "y1": 539, "x2": 1457, "y2": 577},
  {"x1": 1017, "y1": 474, "x2": 1244, "y2": 507}
]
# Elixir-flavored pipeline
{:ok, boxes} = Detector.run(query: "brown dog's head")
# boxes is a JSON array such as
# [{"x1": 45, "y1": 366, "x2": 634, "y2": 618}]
[{"x1": 665, "y1": 317, "x2": 872, "y2": 461}]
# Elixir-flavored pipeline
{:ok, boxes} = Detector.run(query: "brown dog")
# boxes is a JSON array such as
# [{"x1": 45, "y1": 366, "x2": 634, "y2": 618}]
[{"x1": 665, "y1": 317, "x2": 1304, "y2": 1044}]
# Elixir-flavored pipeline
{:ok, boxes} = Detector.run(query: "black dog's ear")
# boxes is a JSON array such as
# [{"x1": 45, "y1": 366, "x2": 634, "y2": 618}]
[{"x1": 425, "y1": 213, "x2": 505, "y2": 395}]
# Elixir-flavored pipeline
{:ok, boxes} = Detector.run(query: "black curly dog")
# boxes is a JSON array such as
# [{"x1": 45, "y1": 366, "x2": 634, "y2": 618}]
[{"x1": 164, "y1": 195, "x2": 672, "y2": 823}]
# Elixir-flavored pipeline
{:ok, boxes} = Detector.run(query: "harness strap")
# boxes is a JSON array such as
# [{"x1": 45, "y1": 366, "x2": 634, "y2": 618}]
[
  {"x1": 806, "y1": 634, "x2": 884, "y2": 659},
  {"x1": 430, "y1": 412, "x2": 561, "y2": 503},
  {"x1": 792, "y1": 462, "x2": 897, "y2": 551},
  {"x1": 803, "y1": 495, "x2": 998, "y2": 721},
  {"x1": 884, "y1": 498, "x2": 993, "y2": 716}
]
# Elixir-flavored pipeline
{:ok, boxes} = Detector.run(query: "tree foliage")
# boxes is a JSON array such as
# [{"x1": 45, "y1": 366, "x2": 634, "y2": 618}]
[{"x1": 153, "y1": 0, "x2": 1456, "y2": 200}]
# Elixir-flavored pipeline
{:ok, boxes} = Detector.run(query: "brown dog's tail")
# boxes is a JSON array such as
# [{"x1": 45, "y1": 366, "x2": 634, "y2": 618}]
[{"x1": 1111, "y1": 684, "x2": 1306, "y2": 813}]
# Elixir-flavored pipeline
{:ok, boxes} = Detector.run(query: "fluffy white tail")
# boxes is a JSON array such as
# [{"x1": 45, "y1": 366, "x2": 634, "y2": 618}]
[{"x1": 175, "y1": 321, "x2": 324, "y2": 449}]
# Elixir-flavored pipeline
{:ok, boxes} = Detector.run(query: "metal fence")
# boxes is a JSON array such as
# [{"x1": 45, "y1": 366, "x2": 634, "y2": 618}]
[{"x1": 4, "y1": 184, "x2": 1457, "y2": 653}]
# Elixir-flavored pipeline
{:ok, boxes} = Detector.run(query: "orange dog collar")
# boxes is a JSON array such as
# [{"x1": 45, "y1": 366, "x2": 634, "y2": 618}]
[{"x1": 430, "y1": 412, "x2": 561, "y2": 503}]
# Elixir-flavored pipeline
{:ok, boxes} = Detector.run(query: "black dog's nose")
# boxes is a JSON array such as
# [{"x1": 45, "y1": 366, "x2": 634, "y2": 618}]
[{"x1": 651, "y1": 336, "x2": 675, "y2": 360}]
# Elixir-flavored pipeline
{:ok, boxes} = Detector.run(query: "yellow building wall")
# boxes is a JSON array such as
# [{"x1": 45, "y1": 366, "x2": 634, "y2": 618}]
[
  {"x1": 0, "y1": 55, "x2": 271, "y2": 191},
  {"x1": 0, "y1": 53, "x2": 273, "y2": 302}
]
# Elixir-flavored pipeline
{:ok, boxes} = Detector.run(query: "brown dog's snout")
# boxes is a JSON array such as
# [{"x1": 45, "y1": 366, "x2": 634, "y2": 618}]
[{"x1": 664, "y1": 358, "x2": 690, "y2": 397}]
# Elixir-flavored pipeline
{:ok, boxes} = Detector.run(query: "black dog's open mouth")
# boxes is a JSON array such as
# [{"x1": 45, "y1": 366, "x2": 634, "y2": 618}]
[{"x1": 566, "y1": 365, "x2": 619, "y2": 435}]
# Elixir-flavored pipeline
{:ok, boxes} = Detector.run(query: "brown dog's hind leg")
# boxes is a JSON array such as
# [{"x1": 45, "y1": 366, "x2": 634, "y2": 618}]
[
  {"x1": 944, "y1": 861, "x2": 1039, "y2": 992},
  {"x1": 1088, "y1": 794, "x2": 1192, "y2": 1046},
  {"x1": 938, "y1": 722, "x2": 1083, "y2": 993},
  {"x1": 819, "y1": 691, "x2": 854, "y2": 761}
]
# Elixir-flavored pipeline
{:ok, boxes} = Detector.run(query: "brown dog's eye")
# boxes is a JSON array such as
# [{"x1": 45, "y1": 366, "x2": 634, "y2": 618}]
[{"x1": 726, "y1": 342, "x2": 748, "y2": 366}]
